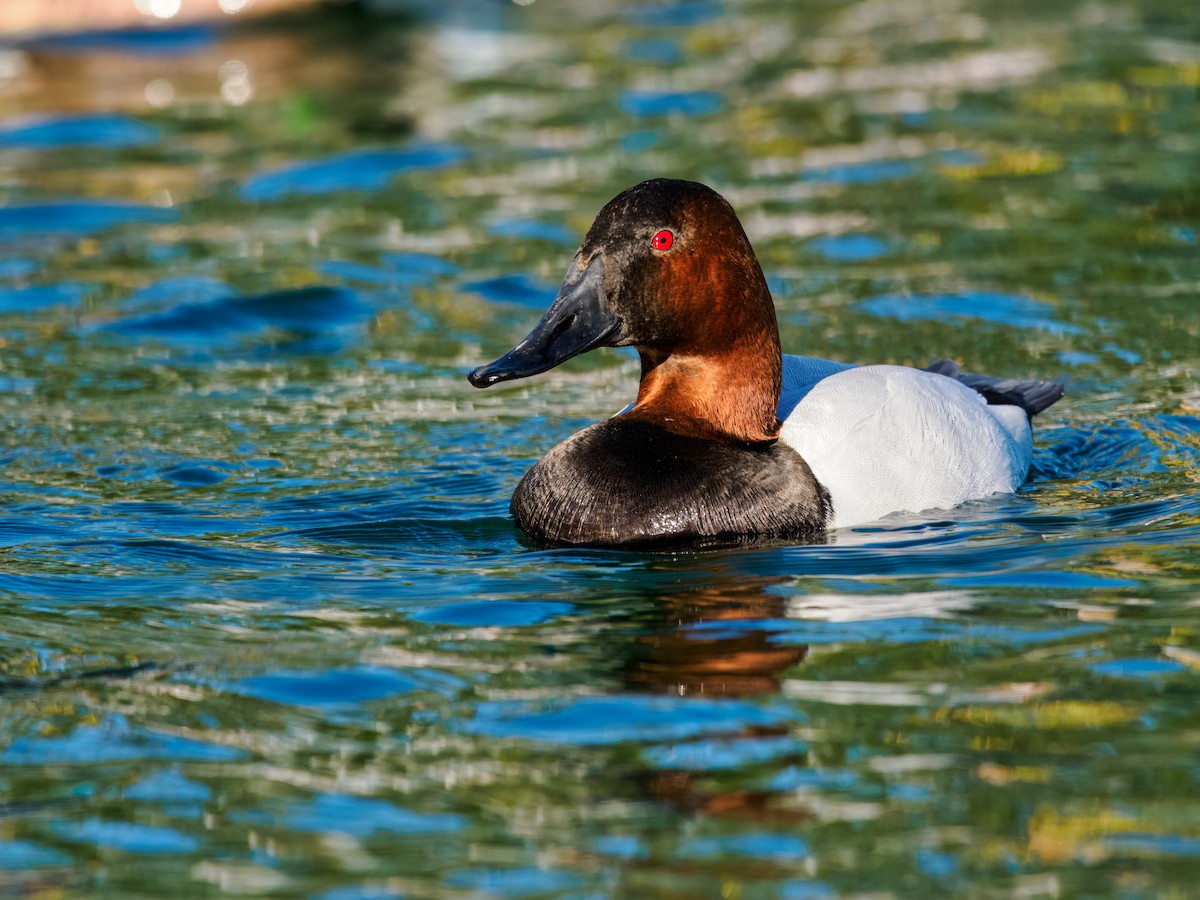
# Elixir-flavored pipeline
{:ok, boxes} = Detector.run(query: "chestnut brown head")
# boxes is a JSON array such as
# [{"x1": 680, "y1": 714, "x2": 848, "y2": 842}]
[
  {"x1": 469, "y1": 179, "x2": 782, "y2": 443},
  {"x1": 470, "y1": 179, "x2": 778, "y2": 383}
]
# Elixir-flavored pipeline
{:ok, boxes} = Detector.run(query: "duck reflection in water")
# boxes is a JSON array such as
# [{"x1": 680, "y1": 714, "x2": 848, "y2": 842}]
[
  {"x1": 627, "y1": 574, "x2": 805, "y2": 698},
  {"x1": 624, "y1": 567, "x2": 814, "y2": 821}
]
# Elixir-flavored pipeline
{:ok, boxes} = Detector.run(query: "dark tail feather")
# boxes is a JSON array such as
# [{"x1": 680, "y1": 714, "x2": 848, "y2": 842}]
[{"x1": 925, "y1": 359, "x2": 1064, "y2": 419}]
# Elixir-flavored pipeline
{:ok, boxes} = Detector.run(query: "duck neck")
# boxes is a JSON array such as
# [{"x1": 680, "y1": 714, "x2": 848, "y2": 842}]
[{"x1": 625, "y1": 331, "x2": 782, "y2": 445}]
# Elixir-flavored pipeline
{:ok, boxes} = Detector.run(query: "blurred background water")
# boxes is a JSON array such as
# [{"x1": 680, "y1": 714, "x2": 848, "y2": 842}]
[{"x1": 1, "y1": 0, "x2": 1199, "y2": 896}]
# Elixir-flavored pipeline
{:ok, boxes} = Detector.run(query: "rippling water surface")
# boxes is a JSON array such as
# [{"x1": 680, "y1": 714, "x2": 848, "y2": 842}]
[{"x1": 2, "y1": 0, "x2": 1200, "y2": 896}]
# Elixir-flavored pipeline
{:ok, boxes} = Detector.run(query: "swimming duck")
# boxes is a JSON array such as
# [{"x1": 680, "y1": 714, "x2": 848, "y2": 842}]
[{"x1": 469, "y1": 179, "x2": 1063, "y2": 548}]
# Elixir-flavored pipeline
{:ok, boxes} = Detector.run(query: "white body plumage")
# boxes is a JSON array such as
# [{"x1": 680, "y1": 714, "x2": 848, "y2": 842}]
[{"x1": 778, "y1": 356, "x2": 1031, "y2": 528}]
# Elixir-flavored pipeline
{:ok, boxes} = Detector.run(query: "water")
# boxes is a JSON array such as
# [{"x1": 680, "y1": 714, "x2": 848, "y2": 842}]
[{"x1": 2, "y1": 0, "x2": 1200, "y2": 896}]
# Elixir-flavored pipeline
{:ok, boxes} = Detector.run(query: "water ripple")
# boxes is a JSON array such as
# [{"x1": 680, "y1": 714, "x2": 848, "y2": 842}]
[
  {"x1": 1, "y1": 715, "x2": 242, "y2": 765},
  {"x1": 282, "y1": 794, "x2": 465, "y2": 836},
  {"x1": 683, "y1": 833, "x2": 810, "y2": 860},
  {"x1": 859, "y1": 291, "x2": 1081, "y2": 334},
  {"x1": 231, "y1": 666, "x2": 461, "y2": 709},
  {"x1": 411, "y1": 599, "x2": 574, "y2": 626},
  {"x1": 125, "y1": 769, "x2": 212, "y2": 803},
  {"x1": 34, "y1": 25, "x2": 216, "y2": 54},
  {"x1": 0, "y1": 840, "x2": 70, "y2": 869},
  {"x1": 54, "y1": 820, "x2": 198, "y2": 855},
  {"x1": 0, "y1": 282, "x2": 87, "y2": 312},
  {"x1": 463, "y1": 273, "x2": 557, "y2": 308},
  {"x1": 803, "y1": 159, "x2": 921, "y2": 184},
  {"x1": 461, "y1": 695, "x2": 785, "y2": 745},
  {"x1": 618, "y1": 90, "x2": 723, "y2": 117},
  {"x1": 0, "y1": 201, "x2": 176, "y2": 237},
  {"x1": 444, "y1": 867, "x2": 582, "y2": 896},
  {"x1": 3, "y1": 3, "x2": 1200, "y2": 896},
  {"x1": 102, "y1": 285, "x2": 370, "y2": 347},
  {"x1": 0, "y1": 113, "x2": 159, "y2": 149},
  {"x1": 240, "y1": 144, "x2": 468, "y2": 201},
  {"x1": 808, "y1": 234, "x2": 890, "y2": 261}
]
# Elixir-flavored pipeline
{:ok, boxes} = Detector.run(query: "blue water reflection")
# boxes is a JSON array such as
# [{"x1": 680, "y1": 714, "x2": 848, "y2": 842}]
[
  {"x1": 594, "y1": 835, "x2": 648, "y2": 859},
  {"x1": 0, "y1": 840, "x2": 71, "y2": 869},
  {"x1": 1090, "y1": 658, "x2": 1187, "y2": 679},
  {"x1": 623, "y1": 130, "x2": 661, "y2": 152},
  {"x1": 315, "y1": 886, "x2": 404, "y2": 900},
  {"x1": 619, "y1": 90, "x2": 722, "y2": 117},
  {"x1": 160, "y1": 464, "x2": 229, "y2": 487},
  {"x1": 380, "y1": 252, "x2": 460, "y2": 279},
  {"x1": 915, "y1": 847, "x2": 959, "y2": 878},
  {"x1": 1, "y1": 716, "x2": 242, "y2": 765},
  {"x1": 627, "y1": 0, "x2": 724, "y2": 26},
  {"x1": 125, "y1": 769, "x2": 212, "y2": 803},
  {"x1": 232, "y1": 666, "x2": 459, "y2": 708},
  {"x1": 316, "y1": 260, "x2": 420, "y2": 285},
  {"x1": 489, "y1": 220, "x2": 577, "y2": 244},
  {"x1": 643, "y1": 735, "x2": 804, "y2": 771},
  {"x1": 120, "y1": 276, "x2": 234, "y2": 311},
  {"x1": 0, "y1": 201, "x2": 176, "y2": 237},
  {"x1": 463, "y1": 273, "x2": 557, "y2": 308},
  {"x1": 54, "y1": 820, "x2": 198, "y2": 854},
  {"x1": 411, "y1": 599, "x2": 574, "y2": 626},
  {"x1": 1104, "y1": 833, "x2": 1200, "y2": 858},
  {"x1": 683, "y1": 616, "x2": 1105, "y2": 647},
  {"x1": 769, "y1": 766, "x2": 859, "y2": 792},
  {"x1": 625, "y1": 38, "x2": 681, "y2": 62},
  {"x1": 240, "y1": 145, "x2": 468, "y2": 201},
  {"x1": 0, "y1": 259, "x2": 40, "y2": 278},
  {"x1": 33, "y1": 25, "x2": 215, "y2": 54},
  {"x1": 0, "y1": 113, "x2": 159, "y2": 149},
  {"x1": 104, "y1": 286, "x2": 370, "y2": 347},
  {"x1": 444, "y1": 867, "x2": 582, "y2": 897},
  {"x1": 803, "y1": 159, "x2": 921, "y2": 184},
  {"x1": 859, "y1": 291, "x2": 1081, "y2": 334},
  {"x1": 780, "y1": 881, "x2": 837, "y2": 900},
  {"x1": 683, "y1": 832, "x2": 809, "y2": 860},
  {"x1": 283, "y1": 794, "x2": 465, "y2": 836},
  {"x1": 807, "y1": 234, "x2": 889, "y2": 261},
  {"x1": 0, "y1": 282, "x2": 87, "y2": 312},
  {"x1": 462, "y1": 696, "x2": 784, "y2": 745}
]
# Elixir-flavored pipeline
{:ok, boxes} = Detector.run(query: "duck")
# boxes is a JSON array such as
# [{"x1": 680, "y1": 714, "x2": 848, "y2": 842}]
[{"x1": 468, "y1": 178, "x2": 1063, "y2": 549}]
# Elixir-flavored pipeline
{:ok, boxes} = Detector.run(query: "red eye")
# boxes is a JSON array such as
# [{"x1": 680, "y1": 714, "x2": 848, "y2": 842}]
[{"x1": 651, "y1": 229, "x2": 674, "y2": 251}]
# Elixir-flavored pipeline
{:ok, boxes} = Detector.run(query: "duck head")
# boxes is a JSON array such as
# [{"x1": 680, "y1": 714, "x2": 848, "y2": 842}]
[{"x1": 468, "y1": 179, "x2": 783, "y2": 444}]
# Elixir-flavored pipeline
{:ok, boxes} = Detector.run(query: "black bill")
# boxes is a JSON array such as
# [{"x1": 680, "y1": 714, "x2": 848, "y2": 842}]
[{"x1": 468, "y1": 255, "x2": 620, "y2": 388}]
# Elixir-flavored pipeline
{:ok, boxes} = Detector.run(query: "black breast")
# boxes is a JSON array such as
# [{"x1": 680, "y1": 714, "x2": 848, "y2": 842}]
[{"x1": 510, "y1": 418, "x2": 830, "y2": 548}]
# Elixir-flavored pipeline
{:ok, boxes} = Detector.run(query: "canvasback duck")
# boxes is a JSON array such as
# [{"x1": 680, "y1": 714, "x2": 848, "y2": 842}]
[{"x1": 468, "y1": 179, "x2": 1063, "y2": 548}]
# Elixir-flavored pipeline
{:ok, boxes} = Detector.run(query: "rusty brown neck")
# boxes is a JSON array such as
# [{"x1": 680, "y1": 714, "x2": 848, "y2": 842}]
[{"x1": 623, "y1": 331, "x2": 783, "y2": 445}]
